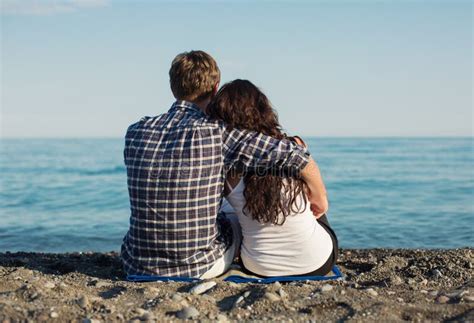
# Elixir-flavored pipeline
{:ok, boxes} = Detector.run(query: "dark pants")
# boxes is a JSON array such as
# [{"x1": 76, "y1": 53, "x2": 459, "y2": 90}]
[{"x1": 239, "y1": 214, "x2": 339, "y2": 277}]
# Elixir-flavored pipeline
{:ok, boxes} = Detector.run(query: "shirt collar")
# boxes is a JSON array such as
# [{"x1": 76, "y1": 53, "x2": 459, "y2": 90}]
[{"x1": 171, "y1": 100, "x2": 206, "y2": 117}]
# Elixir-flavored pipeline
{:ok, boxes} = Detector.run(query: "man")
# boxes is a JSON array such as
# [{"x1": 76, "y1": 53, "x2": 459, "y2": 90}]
[{"x1": 121, "y1": 50, "x2": 328, "y2": 278}]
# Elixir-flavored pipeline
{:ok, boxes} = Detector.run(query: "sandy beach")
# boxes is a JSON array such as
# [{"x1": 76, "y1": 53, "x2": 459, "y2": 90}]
[{"x1": 0, "y1": 248, "x2": 472, "y2": 322}]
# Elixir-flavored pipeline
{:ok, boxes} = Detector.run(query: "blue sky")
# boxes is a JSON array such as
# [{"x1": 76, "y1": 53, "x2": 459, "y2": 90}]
[{"x1": 1, "y1": 0, "x2": 472, "y2": 137}]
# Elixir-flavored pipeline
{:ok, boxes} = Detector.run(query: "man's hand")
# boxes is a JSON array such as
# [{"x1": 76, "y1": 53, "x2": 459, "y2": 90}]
[
  {"x1": 300, "y1": 157, "x2": 329, "y2": 218},
  {"x1": 290, "y1": 136, "x2": 329, "y2": 218}
]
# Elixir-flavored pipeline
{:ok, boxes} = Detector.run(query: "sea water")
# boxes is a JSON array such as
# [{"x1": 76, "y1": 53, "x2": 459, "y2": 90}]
[{"x1": 0, "y1": 138, "x2": 472, "y2": 252}]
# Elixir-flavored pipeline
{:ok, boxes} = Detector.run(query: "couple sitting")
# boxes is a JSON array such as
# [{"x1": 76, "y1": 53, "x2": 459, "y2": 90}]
[{"x1": 121, "y1": 50, "x2": 338, "y2": 279}]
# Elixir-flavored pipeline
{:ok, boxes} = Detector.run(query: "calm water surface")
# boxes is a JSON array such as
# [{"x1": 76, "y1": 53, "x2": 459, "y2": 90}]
[{"x1": 0, "y1": 138, "x2": 472, "y2": 252}]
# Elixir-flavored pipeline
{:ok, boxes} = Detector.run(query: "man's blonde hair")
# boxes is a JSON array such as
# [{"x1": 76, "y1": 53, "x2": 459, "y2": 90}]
[{"x1": 169, "y1": 50, "x2": 220, "y2": 102}]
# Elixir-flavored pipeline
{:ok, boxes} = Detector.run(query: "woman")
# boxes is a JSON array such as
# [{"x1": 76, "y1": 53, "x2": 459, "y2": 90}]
[{"x1": 207, "y1": 79, "x2": 338, "y2": 277}]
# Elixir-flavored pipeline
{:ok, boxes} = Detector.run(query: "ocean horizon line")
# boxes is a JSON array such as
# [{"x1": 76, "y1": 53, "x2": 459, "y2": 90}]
[{"x1": 1, "y1": 135, "x2": 473, "y2": 140}]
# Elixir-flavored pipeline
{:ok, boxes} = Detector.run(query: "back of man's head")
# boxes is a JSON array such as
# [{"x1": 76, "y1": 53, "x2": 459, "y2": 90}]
[{"x1": 169, "y1": 50, "x2": 220, "y2": 102}]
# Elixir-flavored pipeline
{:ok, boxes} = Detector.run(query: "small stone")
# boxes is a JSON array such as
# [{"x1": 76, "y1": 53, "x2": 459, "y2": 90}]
[
  {"x1": 321, "y1": 284, "x2": 333, "y2": 292},
  {"x1": 420, "y1": 290, "x2": 428, "y2": 294},
  {"x1": 82, "y1": 319, "x2": 101, "y2": 323},
  {"x1": 340, "y1": 290, "x2": 346, "y2": 295},
  {"x1": 176, "y1": 306, "x2": 199, "y2": 319},
  {"x1": 264, "y1": 292, "x2": 281, "y2": 302},
  {"x1": 77, "y1": 295, "x2": 89, "y2": 309},
  {"x1": 397, "y1": 297, "x2": 404, "y2": 303},
  {"x1": 390, "y1": 275, "x2": 403, "y2": 286},
  {"x1": 140, "y1": 311, "x2": 154, "y2": 321},
  {"x1": 436, "y1": 295, "x2": 450, "y2": 304},
  {"x1": 171, "y1": 293, "x2": 183, "y2": 302},
  {"x1": 243, "y1": 291, "x2": 251, "y2": 298},
  {"x1": 44, "y1": 282, "x2": 55, "y2": 289},
  {"x1": 202, "y1": 294, "x2": 216, "y2": 303},
  {"x1": 50, "y1": 312, "x2": 59, "y2": 318},
  {"x1": 189, "y1": 281, "x2": 217, "y2": 295},
  {"x1": 278, "y1": 288, "x2": 288, "y2": 298},
  {"x1": 366, "y1": 288, "x2": 378, "y2": 297},
  {"x1": 432, "y1": 269, "x2": 443, "y2": 279},
  {"x1": 208, "y1": 313, "x2": 217, "y2": 320},
  {"x1": 95, "y1": 281, "x2": 111, "y2": 288},
  {"x1": 29, "y1": 291, "x2": 40, "y2": 300},
  {"x1": 420, "y1": 278, "x2": 428, "y2": 286},
  {"x1": 462, "y1": 295, "x2": 474, "y2": 302},
  {"x1": 387, "y1": 291, "x2": 396, "y2": 296},
  {"x1": 407, "y1": 278, "x2": 416, "y2": 285},
  {"x1": 145, "y1": 287, "x2": 159, "y2": 295},
  {"x1": 273, "y1": 281, "x2": 282, "y2": 289},
  {"x1": 429, "y1": 290, "x2": 439, "y2": 297},
  {"x1": 135, "y1": 308, "x2": 146, "y2": 316},
  {"x1": 233, "y1": 296, "x2": 244, "y2": 308},
  {"x1": 216, "y1": 314, "x2": 229, "y2": 323}
]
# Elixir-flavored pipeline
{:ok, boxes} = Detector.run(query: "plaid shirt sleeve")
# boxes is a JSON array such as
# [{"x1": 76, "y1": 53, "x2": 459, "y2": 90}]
[{"x1": 222, "y1": 127, "x2": 311, "y2": 176}]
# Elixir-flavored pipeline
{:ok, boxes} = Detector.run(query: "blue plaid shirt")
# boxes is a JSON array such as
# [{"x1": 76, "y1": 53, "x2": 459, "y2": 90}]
[{"x1": 121, "y1": 101, "x2": 310, "y2": 277}]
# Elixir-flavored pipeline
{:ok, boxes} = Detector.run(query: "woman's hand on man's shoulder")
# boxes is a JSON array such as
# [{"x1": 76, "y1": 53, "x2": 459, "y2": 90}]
[{"x1": 290, "y1": 135, "x2": 307, "y2": 148}]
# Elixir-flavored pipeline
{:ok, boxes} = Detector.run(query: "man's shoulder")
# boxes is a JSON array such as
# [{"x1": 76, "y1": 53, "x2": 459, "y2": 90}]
[{"x1": 125, "y1": 112, "x2": 227, "y2": 139}]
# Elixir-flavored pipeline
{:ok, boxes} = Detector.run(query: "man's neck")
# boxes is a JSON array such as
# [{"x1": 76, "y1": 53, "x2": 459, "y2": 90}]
[{"x1": 189, "y1": 98, "x2": 211, "y2": 114}]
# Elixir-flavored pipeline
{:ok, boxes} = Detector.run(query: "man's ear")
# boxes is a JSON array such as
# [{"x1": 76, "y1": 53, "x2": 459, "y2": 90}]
[{"x1": 212, "y1": 82, "x2": 219, "y2": 96}]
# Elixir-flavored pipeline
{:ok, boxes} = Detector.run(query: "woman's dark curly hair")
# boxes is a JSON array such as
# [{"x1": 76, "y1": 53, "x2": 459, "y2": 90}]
[{"x1": 207, "y1": 79, "x2": 307, "y2": 225}]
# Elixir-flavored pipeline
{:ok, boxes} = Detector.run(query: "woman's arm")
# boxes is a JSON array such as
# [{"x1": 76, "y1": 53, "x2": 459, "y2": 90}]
[{"x1": 292, "y1": 136, "x2": 329, "y2": 218}]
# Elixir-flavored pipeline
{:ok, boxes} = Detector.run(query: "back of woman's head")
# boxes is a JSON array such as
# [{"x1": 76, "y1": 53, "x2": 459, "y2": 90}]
[
  {"x1": 207, "y1": 79, "x2": 307, "y2": 224},
  {"x1": 207, "y1": 80, "x2": 281, "y2": 136}
]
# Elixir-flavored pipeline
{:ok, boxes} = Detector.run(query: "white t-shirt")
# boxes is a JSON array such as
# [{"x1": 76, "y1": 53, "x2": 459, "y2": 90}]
[{"x1": 224, "y1": 179, "x2": 333, "y2": 277}]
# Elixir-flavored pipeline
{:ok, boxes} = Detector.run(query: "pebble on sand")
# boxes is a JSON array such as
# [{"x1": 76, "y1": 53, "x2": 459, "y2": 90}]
[
  {"x1": 233, "y1": 295, "x2": 244, "y2": 308},
  {"x1": 77, "y1": 295, "x2": 89, "y2": 309},
  {"x1": 278, "y1": 288, "x2": 288, "y2": 298},
  {"x1": 431, "y1": 269, "x2": 443, "y2": 279},
  {"x1": 44, "y1": 282, "x2": 55, "y2": 289},
  {"x1": 189, "y1": 281, "x2": 217, "y2": 295},
  {"x1": 139, "y1": 311, "x2": 154, "y2": 321},
  {"x1": 170, "y1": 293, "x2": 183, "y2": 302},
  {"x1": 94, "y1": 281, "x2": 111, "y2": 289},
  {"x1": 176, "y1": 306, "x2": 200, "y2": 319},
  {"x1": 82, "y1": 319, "x2": 101, "y2": 323},
  {"x1": 462, "y1": 295, "x2": 474, "y2": 303},
  {"x1": 321, "y1": 284, "x2": 333, "y2": 293},
  {"x1": 366, "y1": 288, "x2": 378, "y2": 297},
  {"x1": 390, "y1": 275, "x2": 403, "y2": 286},
  {"x1": 217, "y1": 314, "x2": 229, "y2": 323},
  {"x1": 264, "y1": 292, "x2": 281, "y2": 302},
  {"x1": 435, "y1": 295, "x2": 450, "y2": 304}
]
